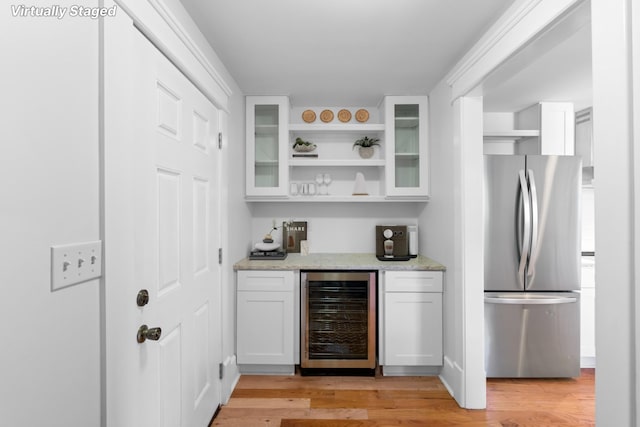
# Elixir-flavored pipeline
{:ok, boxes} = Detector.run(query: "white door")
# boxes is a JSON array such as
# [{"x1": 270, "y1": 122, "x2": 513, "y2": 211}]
[{"x1": 105, "y1": 24, "x2": 221, "y2": 427}]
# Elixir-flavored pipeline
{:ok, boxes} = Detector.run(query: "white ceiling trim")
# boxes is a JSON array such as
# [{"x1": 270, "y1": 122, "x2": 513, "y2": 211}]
[
  {"x1": 146, "y1": 0, "x2": 233, "y2": 98},
  {"x1": 446, "y1": 0, "x2": 542, "y2": 88},
  {"x1": 445, "y1": 0, "x2": 584, "y2": 101},
  {"x1": 114, "y1": 0, "x2": 232, "y2": 110}
]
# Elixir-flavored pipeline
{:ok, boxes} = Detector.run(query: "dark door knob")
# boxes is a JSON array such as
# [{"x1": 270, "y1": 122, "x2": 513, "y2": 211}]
[
  {"x1": 137, "y1": 324, "x2": 162, "y2": 343},
  {"x1": 136, "y1": 289, "x2": 149, "y2": 307}
]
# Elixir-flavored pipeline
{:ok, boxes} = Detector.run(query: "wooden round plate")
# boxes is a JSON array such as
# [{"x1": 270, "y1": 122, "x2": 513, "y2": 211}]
[
  {"x1": 302, "y1": 110, "x2": 316, "y2": 123},
  {"x1": 337, "y1": 109, "x2": 351, "y2": 123},
  {"x1": 320, "y1": 109, "x2": 334, "y2": 123},
  {"x1": 355, "y1": 109, "x2": 369, "y2": 123}
]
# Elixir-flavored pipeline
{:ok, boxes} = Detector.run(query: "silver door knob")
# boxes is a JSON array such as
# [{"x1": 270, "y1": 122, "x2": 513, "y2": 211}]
[{"x1": 137, "y1": 324, "x2": 162, "y2": 343}]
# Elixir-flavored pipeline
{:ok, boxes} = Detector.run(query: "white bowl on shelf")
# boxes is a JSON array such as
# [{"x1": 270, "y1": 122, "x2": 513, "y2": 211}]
[{"x1": 254, "y1": 241, "x2": 280, "y2": 251}]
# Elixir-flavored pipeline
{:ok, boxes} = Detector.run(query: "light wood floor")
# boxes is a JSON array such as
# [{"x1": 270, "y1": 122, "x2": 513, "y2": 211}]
[{"x1": 210, "y1": 368, "x2": 594, "y2": 426}]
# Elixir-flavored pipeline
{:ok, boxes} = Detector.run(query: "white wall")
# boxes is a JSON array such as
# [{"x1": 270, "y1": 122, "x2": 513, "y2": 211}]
[
  {"x1": 1, "y1": 1, "x2": 248, "y2": 424},
  {"x1": 0, "y1": 2, "x2": 100, "y2": 426},
  {"x1": 419, "y1": 82, "x2": 461, "y2": 397},
  {"x1": 220, "y1": 86, "x2": 250, "y2": 401},
  {"x1": 249, "y1": 203, "x2": 422, "y2": 254}
]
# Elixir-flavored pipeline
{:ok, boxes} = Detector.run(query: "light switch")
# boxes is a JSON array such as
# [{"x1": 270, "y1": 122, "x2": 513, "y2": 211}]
[{"x1": 51, "y1": 240, "x2": 102, "y2": 291}]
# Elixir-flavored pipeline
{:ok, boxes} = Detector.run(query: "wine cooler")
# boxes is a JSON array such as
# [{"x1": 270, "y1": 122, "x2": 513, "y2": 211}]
[{"x1": 301, "y1": 271, "x2": 376, "y2": 373}]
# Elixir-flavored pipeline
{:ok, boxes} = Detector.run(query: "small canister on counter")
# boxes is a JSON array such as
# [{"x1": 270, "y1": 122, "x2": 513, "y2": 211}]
[{"x1": 408, "y1": 225, "x2": 418, "y2": 257}]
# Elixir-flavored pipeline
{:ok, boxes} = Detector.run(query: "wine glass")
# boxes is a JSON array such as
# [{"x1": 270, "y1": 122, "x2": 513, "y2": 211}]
[
  {"x1": 323, "y1": 173, "x2": 332, "y2": 195},
  {"x1": 315, "y1": 174, "x2": 324, "y2": 195}
]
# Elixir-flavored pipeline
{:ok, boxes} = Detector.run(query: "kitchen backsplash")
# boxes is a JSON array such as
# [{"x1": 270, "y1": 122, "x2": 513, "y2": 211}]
[{"x1": 250, "y1": 203, "x2": 420, "y2": 254}]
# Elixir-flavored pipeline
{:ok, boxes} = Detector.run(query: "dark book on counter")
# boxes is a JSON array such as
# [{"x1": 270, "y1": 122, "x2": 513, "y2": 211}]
[
  {"x1": 283, "y1": 221, "x2": 307, "y2": 253},
  {"x1": 292, "y1": 153, "x2": 318, "y2": 158},
  {"x1": 249, "y1": 250, "x2": 287, "y2": 260}
]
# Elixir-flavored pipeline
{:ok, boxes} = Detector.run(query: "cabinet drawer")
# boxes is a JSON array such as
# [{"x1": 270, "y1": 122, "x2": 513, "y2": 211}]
[
  {"x1": 385, "y1": 271, "x2": 442, "y2": 292},
  {"x1": 238, "y1": 270, "x2": 294, "y2": 292}
]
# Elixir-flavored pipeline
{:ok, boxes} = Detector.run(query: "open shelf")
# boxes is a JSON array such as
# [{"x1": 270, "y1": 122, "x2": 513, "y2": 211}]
[
  {"x1": 289, "y1": 159, "x2": 385, "y2": 167},
  {"x1": 483, "y1": 130, "x2": 540, "y2": 140},
  {"x1": 289, "y1": 123, "x2": 385, "y2": 132},
  {"x1": 245, "y1": 195, "x2": 428, "y2": 202}
]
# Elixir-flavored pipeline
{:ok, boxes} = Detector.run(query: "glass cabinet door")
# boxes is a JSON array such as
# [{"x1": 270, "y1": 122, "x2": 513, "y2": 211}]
[
  {"x1": 246, "y1": 96, "x2": 289, "y2": 197},
  {"x1": 394, "y1": 104, "x2": 420, "y2": 188},
  {"x1": 254, "y1": 104, "x2": 279, "y2": 188},
  {"x1": 384, "y1": 96, "x2": 428, "y2": 198}
]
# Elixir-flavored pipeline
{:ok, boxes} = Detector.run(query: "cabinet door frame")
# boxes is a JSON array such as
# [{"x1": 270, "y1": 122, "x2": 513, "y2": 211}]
[
  {"x1": 382, "y1": 271, "x2": 443, "y2": 366},
  {"x1": 236, "y1": 270, "x2": 295, "y2": 365},
  {"x1": 236, "y1": 290, "x2": 294, "y2": 365},
  {"x1": 245, "y1": 96, "x2": 290, "y2": 197},
  {"x1": 384, "y1": 95, "x2": 429, "y2": 198},
  {"x1": 384, "y1": 291, "x2": 443, "y2": 366}
]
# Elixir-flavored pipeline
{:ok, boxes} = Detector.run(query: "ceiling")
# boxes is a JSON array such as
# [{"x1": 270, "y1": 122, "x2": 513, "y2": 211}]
[{"x1": 180, "y1": 0, "x2": 514, "y2": 106}]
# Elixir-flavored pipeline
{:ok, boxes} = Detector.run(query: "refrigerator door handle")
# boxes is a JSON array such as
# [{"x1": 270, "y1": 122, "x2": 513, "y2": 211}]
[
  {"x1": 484, "y1": 295, "x2": 578, "y2": 305},
  {"x1": 517, "y1": 170, "x2": 531, "y2": 288},
  {"x1": 527, "y1": 169, "x2": 539, "y2": 282}
]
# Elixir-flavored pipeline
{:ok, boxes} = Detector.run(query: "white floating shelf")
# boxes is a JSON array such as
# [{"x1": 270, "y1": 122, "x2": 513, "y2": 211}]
[
  {"x1": 289, "y1": 159, "x2": 385, "y2": 167},
  {"x1": 245, "y1": 195, "x2": 429, "y2": 203},
  {"x1": 289, "y1": 123, "x2": 385, "y2": 132},
  {"x1": 483, "y1": 130, "x2": 540, "y2": 140}
]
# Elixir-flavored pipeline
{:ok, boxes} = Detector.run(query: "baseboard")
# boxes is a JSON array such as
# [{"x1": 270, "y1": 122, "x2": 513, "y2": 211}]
[
  {"x1": 238, "y1": 364, "x2": 296, "y2": 375},
  {"x1": 221, "y1": 355, "x2": 239, "y2": 405},
  {"x1": 439, "y1": 355, "x2": 463, "y2": 403},
  {"x1": 381, "y1": 365, "x2": 442, "y2": 376},
  {"x1": 580, "y1": 356, "x2": 596, "y2": 368}
]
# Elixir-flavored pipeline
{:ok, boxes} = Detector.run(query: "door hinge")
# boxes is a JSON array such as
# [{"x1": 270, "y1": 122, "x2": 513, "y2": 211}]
[
  {"x1": 218, "y1": 248, "x2": 222, "y2": 265},
  {"x1": 219, "y1": 362, "x2": 224, "y2": 380},
  {"x1": 218, "y1": 132, "x2": 222, "y2": 149}
]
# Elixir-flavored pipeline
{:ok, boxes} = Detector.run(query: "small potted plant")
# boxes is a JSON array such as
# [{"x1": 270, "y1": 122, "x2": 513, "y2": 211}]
[
  {"x1": 353, "y1": 136, "x2": 380, "y2": 159},
  {"x1": 292, "y1": 137, "x2": 317, "y2": 153}
]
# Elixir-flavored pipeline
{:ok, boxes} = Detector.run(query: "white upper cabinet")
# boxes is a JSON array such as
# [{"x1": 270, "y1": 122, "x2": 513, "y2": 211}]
[
  {"x1": 515, "y1": 102, "x2": 575, "y2": 155},
  {"x1": 246, "y1": 96, "x2": 289, "y2": 197},
  {"x1": 484, "y1": 102, "x2": 575, "y2": 156},
  {"x1": 245, "y1": 95, "x2": 429, "y2": 201},
  {"x1": 383, "y1": 96, "x2": 429, "y2": 198}
]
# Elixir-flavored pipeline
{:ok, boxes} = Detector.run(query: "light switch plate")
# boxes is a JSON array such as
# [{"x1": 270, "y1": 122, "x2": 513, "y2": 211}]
[{"x1": 51, "y1": 240, "x2": 102, "y2": 291}]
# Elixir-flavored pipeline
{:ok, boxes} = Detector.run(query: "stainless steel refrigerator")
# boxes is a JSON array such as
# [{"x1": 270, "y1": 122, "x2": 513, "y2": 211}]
[{"x1": 484, "y1": 155, "x2": 581, "y2": 378}]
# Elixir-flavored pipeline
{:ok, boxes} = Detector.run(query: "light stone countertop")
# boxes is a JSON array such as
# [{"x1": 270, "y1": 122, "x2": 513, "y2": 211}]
[{"x1": 233, "y1": 253, "x2": 446, "y2": 271}]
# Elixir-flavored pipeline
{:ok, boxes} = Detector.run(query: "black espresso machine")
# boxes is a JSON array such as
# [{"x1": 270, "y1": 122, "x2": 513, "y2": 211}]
[{"x1": 375, "y1": 225, "x2": 413, "y2": 261}]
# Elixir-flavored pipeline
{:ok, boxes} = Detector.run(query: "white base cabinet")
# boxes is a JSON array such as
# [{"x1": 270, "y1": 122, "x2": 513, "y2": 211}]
[
  {"x1": 236, "y1": 270, "x2": 296, "y2": 369},
  {"x1": 382, "y1": 271, "x2": 443, "y2": 371}
]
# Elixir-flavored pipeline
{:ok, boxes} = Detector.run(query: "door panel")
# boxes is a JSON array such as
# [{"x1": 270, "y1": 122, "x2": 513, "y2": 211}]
[
  {"x1": 384, "y1": 292, "x2": 443, "y2": 366},
  {"x1": 106, "y1": 24, "x2": 221, "y2": 427},
  {"x1": 484, "y1": 292, "x2": 580, "y2": 377},
  {"x1": 483, "y1": 155, "x2": 526, "y2": 291},
  {"x1": 157, "y1": 168, "x2": 181, "y2": 294},
  {"x1": 525, "y1": 155, "x2": 581, "y2": 291},
  {"x1": 135, "y1": 29, "x2": 222, "y2": 426},
  {"x1": 160, "y1": 326, "x2": 182, "y2": 426}
]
